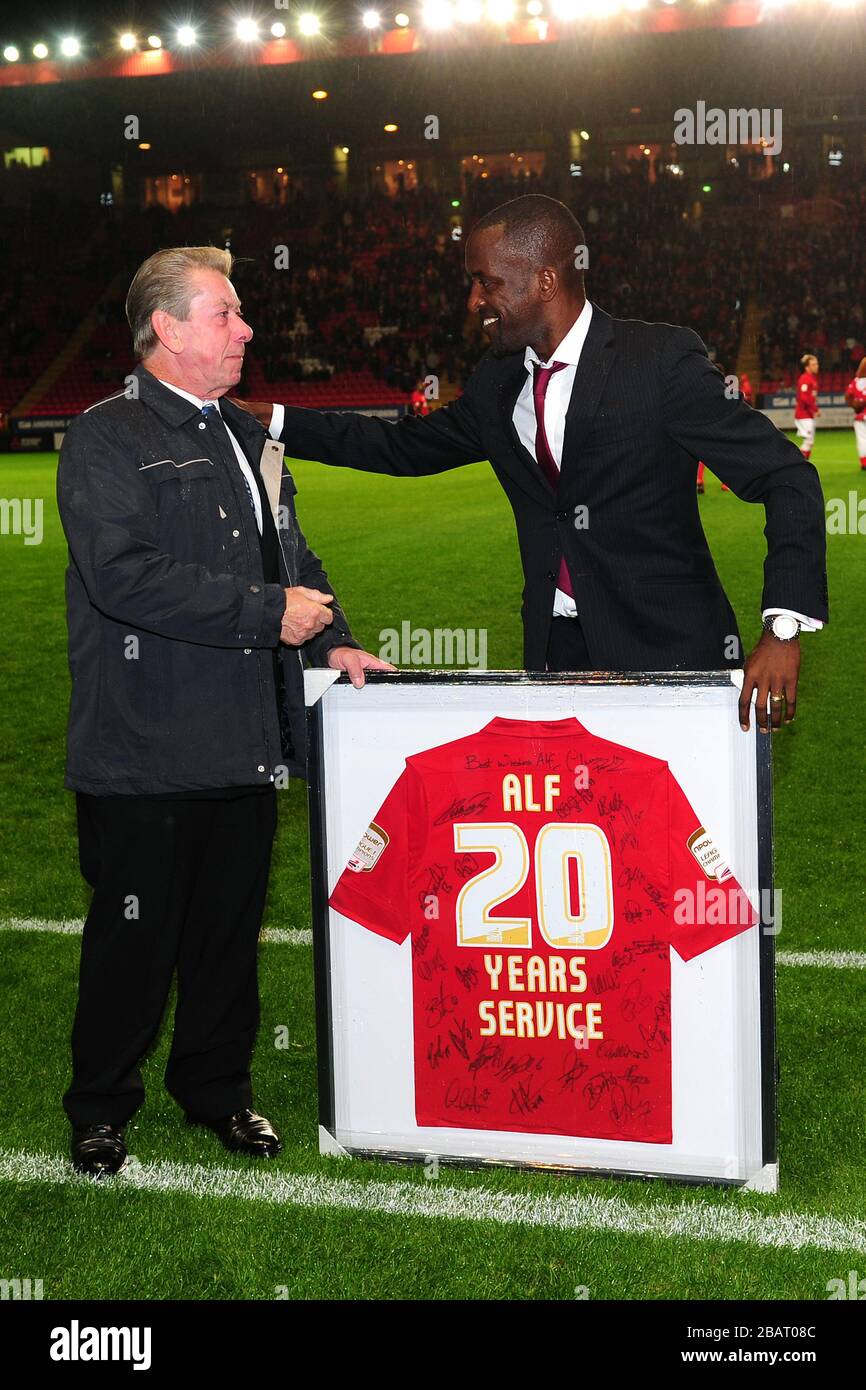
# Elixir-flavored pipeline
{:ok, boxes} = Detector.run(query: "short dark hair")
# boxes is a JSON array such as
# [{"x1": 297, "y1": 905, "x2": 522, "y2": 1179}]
[{"x1": 471, "y1": 195, "x2": 586, "y2": 289}]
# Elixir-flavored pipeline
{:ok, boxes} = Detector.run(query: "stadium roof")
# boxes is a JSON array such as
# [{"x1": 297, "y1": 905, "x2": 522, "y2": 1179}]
[{"x1": 0, "y1": 2, "x2": 833, "y2": 90}]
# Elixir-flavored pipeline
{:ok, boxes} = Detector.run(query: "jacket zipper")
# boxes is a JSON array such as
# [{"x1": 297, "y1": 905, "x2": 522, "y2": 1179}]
[{"x1": 234, "y1": 471, "x2": 274, "y2": 779}]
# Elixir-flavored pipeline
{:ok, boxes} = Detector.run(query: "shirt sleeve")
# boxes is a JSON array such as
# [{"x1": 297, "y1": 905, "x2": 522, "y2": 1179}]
[
  {"x1": 328, "y1": 763, "x2": 428, "y2": 943},
  {"x1": 761, "y1": 607, "x2": 823, "y2": 631},
  {"x1": 269, "y1": 404, "x2": 285, "y2": 440},
  {"x1": 664, "y1": 769, "x2": 758, "y2": 963}
]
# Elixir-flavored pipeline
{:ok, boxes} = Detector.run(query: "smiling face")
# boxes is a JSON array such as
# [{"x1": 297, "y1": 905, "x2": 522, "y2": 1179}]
[
  {"x1": 465, "y1": 226, "x2": 551, "y2": 357},
  {"x1": 150, "y1": 268, "x2": 253, "y2": 398}
]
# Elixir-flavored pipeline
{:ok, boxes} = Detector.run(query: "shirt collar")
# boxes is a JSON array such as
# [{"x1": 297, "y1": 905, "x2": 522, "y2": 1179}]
[
  {"x1": 524, "y1": 299, "x2": 593, "y2": 373},
  {"x1": 482, "y1": 716, "x2": 589, "y2": 738},
  {"x1": 156, "y1": 378, "x2": 222, "y2": 413}
]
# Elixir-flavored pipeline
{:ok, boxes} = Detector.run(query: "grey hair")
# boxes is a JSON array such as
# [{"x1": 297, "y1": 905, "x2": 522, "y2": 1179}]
[{"x1": 125, "y1": 245, "x2": 234, "y2": 360}]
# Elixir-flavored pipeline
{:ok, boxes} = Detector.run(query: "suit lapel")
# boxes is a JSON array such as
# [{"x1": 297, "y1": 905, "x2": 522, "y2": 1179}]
[
  {"x1": 558, "y1": 304, "x2": 616, "y2": 492},
  {"x1": 493, "y1": 303, "x2": 616, "y2": 501},
  {"x1": 220, "y1": 399, "x2": 285, "y2": 525},
  {"x1": 495, "y1": 355, "x2": 555, "y2": 504}
]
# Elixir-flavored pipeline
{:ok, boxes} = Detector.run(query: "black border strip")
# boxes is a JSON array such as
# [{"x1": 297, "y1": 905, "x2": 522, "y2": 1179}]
[
  {"x1": 339, "y1": 1146, "x2": 747, "y2": 1188},
  {"x1": 306, "y1": 696, "x2": 336, "y2": 1134},
  {"x1": 327, "y1": 669, "x2": 735, "y2": 688},
  {"x1": 756, "y1": 727, "x2": 778, "y2": 1167}
]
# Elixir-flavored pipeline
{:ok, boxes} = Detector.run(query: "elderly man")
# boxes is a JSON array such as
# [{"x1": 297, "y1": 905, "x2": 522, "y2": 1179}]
[{"x1": 57, "y1": 246, "x2": 389, "y2": 1177}]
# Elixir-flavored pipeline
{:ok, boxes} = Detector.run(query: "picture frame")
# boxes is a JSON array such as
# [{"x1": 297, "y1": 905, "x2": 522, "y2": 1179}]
[{"x1": 305, "y1": 671, "x2": 777, "y2": 1190}]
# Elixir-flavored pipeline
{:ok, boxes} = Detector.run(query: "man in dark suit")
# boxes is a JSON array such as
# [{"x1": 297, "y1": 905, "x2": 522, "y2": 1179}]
[
  {"x1": 236, "y1": 195, "x2": 827, "y2": 733},
  {"x1": 57, "y1": 246, "x2": 390, "y2": 1177}
]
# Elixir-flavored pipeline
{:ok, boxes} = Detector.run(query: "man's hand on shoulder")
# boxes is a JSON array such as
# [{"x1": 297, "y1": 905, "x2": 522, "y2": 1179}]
[
  {"x1": 739, "y1": 630, "x2": 801, "y2": 733},
  {"x1": 327, "y1": 646, "x2": 397, "y2": 689},
  {"x1": 227, "y1": 396, "x2": 274, "y2": 429}
]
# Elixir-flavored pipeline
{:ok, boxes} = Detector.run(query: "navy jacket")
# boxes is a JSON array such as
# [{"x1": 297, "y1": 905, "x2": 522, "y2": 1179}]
[
  {"x1": 57, "y1": 364, "x2": 358, "y2": 794},
  {"x1": 277, "y1": 304, "x2": 828, "y2": 671}
]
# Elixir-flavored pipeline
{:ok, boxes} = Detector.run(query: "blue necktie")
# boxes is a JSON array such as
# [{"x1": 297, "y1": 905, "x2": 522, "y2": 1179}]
[{"x1": 200, "y1": 402, "x2": 259, "y2": 526}]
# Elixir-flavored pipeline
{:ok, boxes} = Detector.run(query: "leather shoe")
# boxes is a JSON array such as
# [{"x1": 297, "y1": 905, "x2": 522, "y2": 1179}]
[
  {"x1": 71, "y1": 1123, "x2": 127, "y2": 1177},
  {"x1": 186, "y1": 1107, "x2": 282, "y2": 1158}
]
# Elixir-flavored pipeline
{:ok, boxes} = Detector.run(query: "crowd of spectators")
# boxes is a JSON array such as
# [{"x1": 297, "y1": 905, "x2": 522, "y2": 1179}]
[
  {"x1": 3, "y1": 156, "x2": 865, "y2": 413},
  {"x1": 227, "y1": 164, "x2": 752, "y2": 393},
  {"x1": 753, "y1": 177, "x2": 866, "y2": 386},
  {"x1": 232, "y1": 185, "x2": 476, "y2": 393}
]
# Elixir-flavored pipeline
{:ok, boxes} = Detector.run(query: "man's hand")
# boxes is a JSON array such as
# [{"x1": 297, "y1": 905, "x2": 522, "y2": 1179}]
[
  {"x1": 327, "y1": 646, "x2": 397, "y2": 689},
  {"x1": 280, "y1": 587, "x2": 334, "y2": 646},
  {"x1": 739, "y1": 630, "x2": 801, "y2": 733},
  {"x1": 227, "y1": 397, "x2": 274, "y2": 430}
]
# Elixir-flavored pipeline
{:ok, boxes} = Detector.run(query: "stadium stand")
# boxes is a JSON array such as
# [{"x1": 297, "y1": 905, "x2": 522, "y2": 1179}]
[{"x1": 6, "y1": 157, "x2": 866, "y2": 419}]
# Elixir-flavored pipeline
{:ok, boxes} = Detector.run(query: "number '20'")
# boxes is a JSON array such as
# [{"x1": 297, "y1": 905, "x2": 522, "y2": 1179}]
[{"x1": 453, "y1": 821, "x2": 614, "y2": 951}]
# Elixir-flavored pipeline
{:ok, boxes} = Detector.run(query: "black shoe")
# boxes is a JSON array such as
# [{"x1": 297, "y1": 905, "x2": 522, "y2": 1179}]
[
  {"x1": 186, "y1": 1107, "x2": 282, "y2": 1158},
  {"x1": 71, "y1": 1123, "x2": 127, "y2": 1177},
  {"x1": 696, "y1": 482, "x2": 705, "y2": 494}
]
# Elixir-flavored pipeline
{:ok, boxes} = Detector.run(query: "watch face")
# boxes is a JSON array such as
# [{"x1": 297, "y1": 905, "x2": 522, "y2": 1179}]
[{"x1": 772, "y1": 616, "x2": 798, "y2": 640}]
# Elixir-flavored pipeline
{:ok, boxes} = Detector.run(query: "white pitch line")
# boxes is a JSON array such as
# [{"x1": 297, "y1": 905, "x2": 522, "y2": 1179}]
[
  {"x1": 261, "y1": 927, "x2": 312, "y2": 946},
  {"x1": 1, "y1": 919, "x2": 862, "y2": 968},
  {"x1": 0, "y1": 1147, "x2": 864, "y2": 1255},
  {"x1": 0, "y1": 918, "x2": 311, "y2": 946},
  {"x1": 1, "y1": 917, "x2": 84, "y2": 936},
  {"x1": 776, "y1": 950, "x2": 866, "y2": 970}
]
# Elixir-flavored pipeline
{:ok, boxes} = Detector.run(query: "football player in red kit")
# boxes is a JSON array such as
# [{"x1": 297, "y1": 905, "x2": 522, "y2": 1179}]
[
  {"x1": 845, "y1": 355, "x2": 866, "y2": 470},
  {"x1": 409, "y1": 378, "x2": 431, "y2": 417},
  {"x1": 794, "y1": 353, "x2": 820, "y2": 460}
]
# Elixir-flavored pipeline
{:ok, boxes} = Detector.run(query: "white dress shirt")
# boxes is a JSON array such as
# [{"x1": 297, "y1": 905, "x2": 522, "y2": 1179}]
[
  {"x1": 270, "y1": 403, "x2": 286, "y2": 444},
  {"x1": 158, "y1": 380, "x2": 263, "y2": 535},
  {"x1": 514, "y1": 300, "x2": 594, "y2": 617}
]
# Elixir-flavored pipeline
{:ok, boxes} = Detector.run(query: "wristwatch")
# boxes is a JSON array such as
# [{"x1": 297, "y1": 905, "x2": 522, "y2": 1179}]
[{"x1": 762, "y1": 614, "x2": 801, "y2": 641}]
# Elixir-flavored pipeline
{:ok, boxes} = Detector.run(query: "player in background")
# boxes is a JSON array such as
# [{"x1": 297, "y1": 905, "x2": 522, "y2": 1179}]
[
  {"x1": 408, "y1": 377, "x2": 431, "y2": 417},
  {"x1": 740, "y1": 371, "x2": 754, "y2": 406},
  {"x1": 794, "y1": 353, "x2": 820, "y2": 460},
  {"x1": 844, "y1": 355, "x2": 866, "y2": 471}
]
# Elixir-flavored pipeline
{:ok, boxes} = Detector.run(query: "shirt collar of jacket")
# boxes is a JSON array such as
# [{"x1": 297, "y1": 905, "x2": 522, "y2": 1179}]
[
  {"x1": 129, "y1": 364, "x2": 265, "y2": 442},
  {"x1": 523, "y1": 298, "x2": 593, "y2": 374}
]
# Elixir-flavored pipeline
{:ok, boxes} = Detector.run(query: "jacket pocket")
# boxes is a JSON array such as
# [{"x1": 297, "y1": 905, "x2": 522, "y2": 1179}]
[
  {"x1": 630, "y1": 574, "x2": 717, "y2": 587},
  {"x1": 141, "y1": 457, "x2": 217, "y2": 482}
]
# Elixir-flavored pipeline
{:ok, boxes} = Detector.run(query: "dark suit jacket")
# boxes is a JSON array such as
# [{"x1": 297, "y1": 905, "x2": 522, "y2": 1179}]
[{"x1": 278, "y1": 303, "x2": 828, "y2": 671}]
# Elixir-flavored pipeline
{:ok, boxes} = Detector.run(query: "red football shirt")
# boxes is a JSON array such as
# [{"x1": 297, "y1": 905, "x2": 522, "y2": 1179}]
[
  {"x1": 846, "y1": 376, "x2": 866, "y2": 421},
  {"x1": 329, "y1": 716, "x2": 757, "y2": 1143},
  {"x1": 795, "y1": 371, "x2": 818, "y2": 418}
]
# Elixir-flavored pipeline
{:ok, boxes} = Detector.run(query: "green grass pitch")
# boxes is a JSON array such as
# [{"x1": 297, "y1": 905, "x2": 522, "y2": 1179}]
[{"x1": 0, "y1": 431, "x2": 863, "y2": 1300}]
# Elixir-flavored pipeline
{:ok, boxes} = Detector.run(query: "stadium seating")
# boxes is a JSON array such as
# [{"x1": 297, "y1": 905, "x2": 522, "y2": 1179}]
[{"x1": 5, "y1": 161, "x2": 866, "y2": 420}]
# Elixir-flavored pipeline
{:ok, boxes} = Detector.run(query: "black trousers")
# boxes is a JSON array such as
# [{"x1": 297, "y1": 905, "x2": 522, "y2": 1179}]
[
  {"x1": 63, "y1": 788, "x2": 278, "y2": 1127},
  {"x1": 545, "y1": 616, "x2": 594, "y2": 672}
]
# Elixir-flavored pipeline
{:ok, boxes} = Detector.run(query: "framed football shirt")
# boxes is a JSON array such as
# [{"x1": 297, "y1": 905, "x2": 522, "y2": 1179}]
[{"x1": 306, "y1": 672, "x2": 776, "y2": 1189}]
